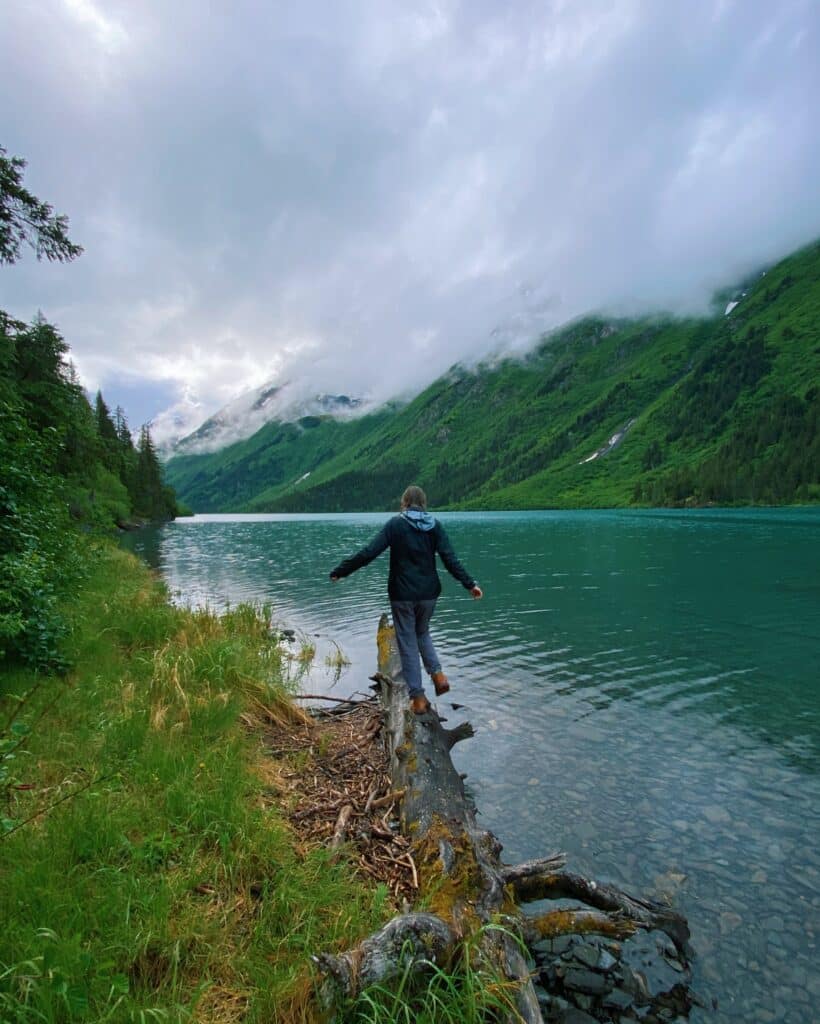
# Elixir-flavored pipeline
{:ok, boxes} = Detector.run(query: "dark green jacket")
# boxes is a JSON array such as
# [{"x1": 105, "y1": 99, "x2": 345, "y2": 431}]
[{"x1": 330, "y1": 515, "x2": 476, "y2": 601}]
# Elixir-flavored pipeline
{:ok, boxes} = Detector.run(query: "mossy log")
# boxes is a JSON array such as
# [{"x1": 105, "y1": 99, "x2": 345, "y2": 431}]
[{"x1": 315, "y1": 615, "x2": 692, "y2": 1022}]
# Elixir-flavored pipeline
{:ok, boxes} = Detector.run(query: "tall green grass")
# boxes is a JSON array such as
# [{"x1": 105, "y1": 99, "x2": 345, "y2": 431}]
[
  {"x1": 344, "y1": 927, "x2": 528, "y2": 1024},
  {"x1": 0, "y1": 544, "x2": 387, "y2": 1023}
]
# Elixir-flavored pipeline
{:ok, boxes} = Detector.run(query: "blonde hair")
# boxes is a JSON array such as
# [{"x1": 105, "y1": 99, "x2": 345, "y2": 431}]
[{"x1": 400, "y1": 485, "x2": 427, "y2": 510}]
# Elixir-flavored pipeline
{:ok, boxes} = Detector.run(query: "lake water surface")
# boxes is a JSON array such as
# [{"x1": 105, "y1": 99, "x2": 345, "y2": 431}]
[{"x1": 123, "y1": 509, "x2": 820, "y2": 1022}]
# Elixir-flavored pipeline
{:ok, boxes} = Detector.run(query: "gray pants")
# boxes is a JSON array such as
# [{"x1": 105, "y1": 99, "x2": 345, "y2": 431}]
[{"x1": 390, "y1": 599, "x2": 441, "y2": 697}]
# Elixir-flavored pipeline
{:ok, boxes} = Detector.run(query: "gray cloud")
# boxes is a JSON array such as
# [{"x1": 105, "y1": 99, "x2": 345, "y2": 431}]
[{"x1": 2, "y1": 0, "x2": 818, "y2": 440}]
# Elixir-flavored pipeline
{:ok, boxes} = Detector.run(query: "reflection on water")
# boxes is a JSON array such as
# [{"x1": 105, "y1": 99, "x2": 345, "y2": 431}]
[{"x1": 123, "y1": 508, "x2": 820, "y2": 1022}]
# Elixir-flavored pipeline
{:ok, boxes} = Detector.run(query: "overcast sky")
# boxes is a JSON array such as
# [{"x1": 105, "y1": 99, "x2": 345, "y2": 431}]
[{"x1": 2, "y1": 0, "x2": 819, "y2": 440}]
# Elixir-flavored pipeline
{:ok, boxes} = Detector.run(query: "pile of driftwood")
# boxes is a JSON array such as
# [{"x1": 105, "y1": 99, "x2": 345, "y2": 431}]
[
  {"x1": 310, "y1": 615, "x2": 694, "y2": 1024},
  {"x1": 263, "y1": 694, "x2": 419, "y2": 902}
]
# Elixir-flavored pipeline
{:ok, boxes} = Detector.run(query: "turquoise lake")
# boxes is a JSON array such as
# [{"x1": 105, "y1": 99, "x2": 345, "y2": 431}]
[{"x1": 124, "y1": 508, "x2": 820, "y2": 1022}]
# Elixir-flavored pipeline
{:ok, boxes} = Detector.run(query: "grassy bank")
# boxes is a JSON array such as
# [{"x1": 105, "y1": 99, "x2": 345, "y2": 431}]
[{"x1": 0, "y1": 544, "x2": 388, "y2": 1023}]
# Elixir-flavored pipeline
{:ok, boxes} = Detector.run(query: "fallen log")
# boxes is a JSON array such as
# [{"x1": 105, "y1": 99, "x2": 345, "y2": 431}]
[{"x1": 314, "y1": 614, "x2": 693, "y2": 1022}]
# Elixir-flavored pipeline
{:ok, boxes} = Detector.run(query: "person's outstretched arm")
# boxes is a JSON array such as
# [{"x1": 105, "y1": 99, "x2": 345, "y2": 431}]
[
  {"x1": 330, "y1": 524, "x2": 391, "y2": 580},
  {"x1": 435, "y1": 522, "x2": 482, "y2": 597}
]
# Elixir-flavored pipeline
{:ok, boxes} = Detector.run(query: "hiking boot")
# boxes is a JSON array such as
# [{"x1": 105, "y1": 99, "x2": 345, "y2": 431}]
[
  {"x1": 431, "y1": 671, "x2": 450, "y2": 696},
  {"x1": 410, "y1": 694, "x2": 431, "y2": 715}
]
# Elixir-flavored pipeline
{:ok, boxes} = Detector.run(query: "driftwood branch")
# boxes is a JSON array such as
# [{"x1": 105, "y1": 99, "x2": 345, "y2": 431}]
[
  {"x1": 293, "y1": 693, "x2": 366, "y2": 703},
  {"x1": 500, "y1": 854, "x2": 567, "y2": 885},
  {"x1": 370, "y1": 789, "x2": 404, "y2": 810},
  {"x1": 330, "y1": 803, "x2": 354, "y2": 854}
]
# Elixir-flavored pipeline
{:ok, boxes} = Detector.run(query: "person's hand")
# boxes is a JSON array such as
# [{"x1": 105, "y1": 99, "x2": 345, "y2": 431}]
[
  {"x1": 471, "y1": 585, "x2": 483, "y2": 599},
  {"x1": 330, "y1": 574, "x2": 340, "y2": 583}
]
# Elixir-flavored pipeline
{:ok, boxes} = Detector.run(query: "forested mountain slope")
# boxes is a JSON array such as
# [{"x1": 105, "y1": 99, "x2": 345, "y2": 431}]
[{"x1": 166, "y1": 241, "x2": 820, "y2": 511}]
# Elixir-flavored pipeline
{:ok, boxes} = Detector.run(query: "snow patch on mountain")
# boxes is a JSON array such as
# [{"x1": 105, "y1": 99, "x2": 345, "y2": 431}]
[
  {"x1": 579, "y1": 418, "x2": 636, "y2": 464},
  {"x1": 168, "y1": 380, "x2": 370, "y2": 455}
]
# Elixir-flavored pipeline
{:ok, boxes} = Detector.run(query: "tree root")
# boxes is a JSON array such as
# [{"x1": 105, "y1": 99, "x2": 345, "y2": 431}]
[
  {"x1": 511, "y1": 870, "x2": 691, "y2": 957},
  {"x1": 312, "y1": 912, "x2": 456, "y2": 1002}
]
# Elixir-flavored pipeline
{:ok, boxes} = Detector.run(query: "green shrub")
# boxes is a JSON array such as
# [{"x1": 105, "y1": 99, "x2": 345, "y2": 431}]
[{"x1": 0, "y1": 403, "x2": 86, "y2": 670}]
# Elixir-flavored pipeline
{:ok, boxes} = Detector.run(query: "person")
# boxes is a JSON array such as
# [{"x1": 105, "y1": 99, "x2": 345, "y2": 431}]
[{"x1": 329, "y1": 485, "x2": 483, "y2": 714}]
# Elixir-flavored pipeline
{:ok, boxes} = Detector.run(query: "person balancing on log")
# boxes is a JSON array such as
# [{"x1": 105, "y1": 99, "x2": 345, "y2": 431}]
[{"x1": 329, "y1": 485, "x2": 483, "y2": 714}]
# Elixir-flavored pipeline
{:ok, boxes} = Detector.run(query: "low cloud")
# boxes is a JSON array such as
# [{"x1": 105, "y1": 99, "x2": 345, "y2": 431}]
[{"x1": 2, "y1": 0, "x2": 818, "y2": 440}]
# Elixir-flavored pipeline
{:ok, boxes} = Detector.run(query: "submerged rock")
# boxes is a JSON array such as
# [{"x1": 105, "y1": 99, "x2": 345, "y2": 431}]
[
  {"x1": 535, "y1": 934, "x2": 579, "y2": 957},
  {"x1": 563, "y1": 967, "x2": 611, "y2": 995},
  {"x1": 603, "y1": 987, "x2": 634, "y2": 1010},
  {"x1": 571, "y1": 943, "x2": 602, "y2": 969},
  {"x1": 598, "y1": 949, "x2": 618, "y2": 971},
  {"x1": 562, "y1": 1009, "x2": 598, "y2": 1024},
  {"x1": 533, "y1": 927, "x2": 693, "y2": 1023}
]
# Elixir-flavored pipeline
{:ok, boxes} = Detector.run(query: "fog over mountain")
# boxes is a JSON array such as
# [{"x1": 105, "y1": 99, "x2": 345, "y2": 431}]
[
  {"x1": 171, "y1": 382, "x2": 369, "y2": 455},
  {"x1": 2, "y1": 1, "x2": 819, "y2": 441}
]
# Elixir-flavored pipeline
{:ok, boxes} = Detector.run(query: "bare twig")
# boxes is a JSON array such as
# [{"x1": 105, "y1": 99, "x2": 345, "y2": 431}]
[
  {"x1": 500, "y1": 854, "x2": 567, "y2": 885},
  {"x1": 293, "y1": 694, "x2": 364, "y2": 704},
  {"x1": 371, "y1": 789, "x2": 405, "y2": 810},
  {"x1": 1, "y1": 772, "x2": 115, "y2": 841},
  {"x1": 403, "y1": 852, "x2": 419, "y2": 890}
]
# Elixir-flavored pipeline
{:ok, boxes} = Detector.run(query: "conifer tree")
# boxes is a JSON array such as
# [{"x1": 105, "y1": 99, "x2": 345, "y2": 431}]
[
  {"x1": 95, "y1": 390, "x2": 120, "y2": 471},
  {"x1": 13, "y1": 313, "x2": 72, "y2": 436},
  {"x1": 0, "y1": 144, "x2": 83, "y2": 264},
  {"x1": 95, "y1": 390, "x2": 118, "y2": 443},
  {"x1": 114, "y1": 405, "x2": 138, "y2": 500},
  {"x1": 59, "y1": 361, "x2": 100, "y2": 485},
  {"x1": 134, "y1": 424, "x2": 176, "y2": 520},
  {"x1": 114, "y1": 406, "x2": 132, "y2": 449}
]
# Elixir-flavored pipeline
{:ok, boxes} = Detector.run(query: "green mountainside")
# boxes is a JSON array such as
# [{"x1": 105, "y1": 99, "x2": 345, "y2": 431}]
[{"x1": 166, "y1": 241, "x2": 820, "y2": 512}]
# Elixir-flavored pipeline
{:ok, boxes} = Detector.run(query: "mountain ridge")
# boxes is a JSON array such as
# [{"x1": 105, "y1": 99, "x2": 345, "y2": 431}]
[
  {"x1": 165, "y1": 240, "x2": 820, "y2": 512},
  {"x1": 169, "y1": 380, "x2": 372, "y2": 456}
]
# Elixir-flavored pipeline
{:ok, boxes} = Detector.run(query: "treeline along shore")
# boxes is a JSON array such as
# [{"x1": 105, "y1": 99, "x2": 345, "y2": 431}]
[{"x1": 1, "y1": 309, "x2": 183, "y2": 671}]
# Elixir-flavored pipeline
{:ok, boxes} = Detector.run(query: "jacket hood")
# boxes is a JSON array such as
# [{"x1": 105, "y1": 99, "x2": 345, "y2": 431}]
[{"x1": 401, "y1": 507, "x2": 436, "y2": 532}]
